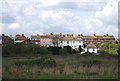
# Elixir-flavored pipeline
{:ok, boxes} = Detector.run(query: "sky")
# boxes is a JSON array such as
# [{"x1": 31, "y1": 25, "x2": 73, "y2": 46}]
[{"x1": 0, "y1": 0, "x2": 119, "y2": 38}]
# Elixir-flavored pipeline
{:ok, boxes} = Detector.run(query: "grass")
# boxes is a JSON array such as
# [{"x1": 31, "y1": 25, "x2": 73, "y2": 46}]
[
  {"x1": 2, "y1": 54, "x2": 119, "y2": 79},
  {"x1": 3, "y1": 73, "x2": 118, "y2": 79}
]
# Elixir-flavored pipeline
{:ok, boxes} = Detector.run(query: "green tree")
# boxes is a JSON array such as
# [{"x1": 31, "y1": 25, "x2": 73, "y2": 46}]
[
  {"x1": 64, "y1": 46, "x2": 72, "y2": 54},
  {"x1": 117, "y1": 45, "x2": 120, "y2": 55},
  {"x1": 79, "y1": 45, "x2": 82, "y2": 53}
]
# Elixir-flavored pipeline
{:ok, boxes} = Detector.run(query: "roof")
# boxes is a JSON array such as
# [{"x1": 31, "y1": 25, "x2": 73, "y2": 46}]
[
  {"x1": 31, "y1": 35, "x2": 56, "y2": 38},
  {"x1": 31, "y1": 40, "x2": 40, "y2": 42},
  {"x1": 15, "y1": 35, "x2": 29, "y2": 40},
  {"x1": 59, "y1": 37, "x2": 82, "y2": 41},
  {"x1": 86, "y1": 42, "x2": 97, "y2": 48},
  {"x1": 81, "y1": 35, "x2": 115, "y2": 39},
  {"x1": 31, "y1": 34, "x2": 115, "y2": 40}
]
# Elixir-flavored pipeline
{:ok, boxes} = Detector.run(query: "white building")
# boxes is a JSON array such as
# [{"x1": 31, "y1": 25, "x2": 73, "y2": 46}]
[
  {"x1": 85, "y1": 42, "x2": 98, "y2": 53},
  {"x1": 58, "y1": 37, "x2": 83, "y2": 49}
]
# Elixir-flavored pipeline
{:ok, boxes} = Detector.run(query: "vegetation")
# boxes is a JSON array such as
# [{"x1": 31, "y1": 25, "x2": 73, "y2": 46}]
[
  {"x1": 14, "y1": 57, "x2": 56, "y2": 68},
  {"x1": 2, "y1": 54, "x2": 118, "y2": 79},
  {"x1": 98, "y1": 43, "x2": 119, "y2": 55}
]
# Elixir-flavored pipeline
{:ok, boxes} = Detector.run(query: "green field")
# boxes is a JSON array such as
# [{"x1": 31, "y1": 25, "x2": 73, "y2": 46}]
[{"x1": 2, "y1": 54, "x2": 119, "y2": 79}]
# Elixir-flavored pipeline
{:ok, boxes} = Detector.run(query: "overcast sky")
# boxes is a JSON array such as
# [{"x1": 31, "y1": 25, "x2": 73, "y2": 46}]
[{"x1": 0, "y1": 0, "x2": 119, "y2": 38}]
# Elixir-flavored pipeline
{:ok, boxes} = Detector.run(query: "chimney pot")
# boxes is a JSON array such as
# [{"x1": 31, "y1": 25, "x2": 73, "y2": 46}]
[
  {"x1": 50, "y1": 33, "x2": 53, "y2": 35},
  {"x1": 22, "y1": 34, "x2": 24, "y2": 36}
]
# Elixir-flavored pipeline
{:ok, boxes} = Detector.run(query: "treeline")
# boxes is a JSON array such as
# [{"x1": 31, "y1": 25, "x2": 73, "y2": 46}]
[{"x1": 2, "y1": 44, "x2": 81, "y2": 57}]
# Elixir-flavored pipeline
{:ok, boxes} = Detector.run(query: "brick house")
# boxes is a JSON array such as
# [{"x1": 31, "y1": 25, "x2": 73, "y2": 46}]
[{"x1": 15, "y1": 34, "x2": 30, "y2": 44}]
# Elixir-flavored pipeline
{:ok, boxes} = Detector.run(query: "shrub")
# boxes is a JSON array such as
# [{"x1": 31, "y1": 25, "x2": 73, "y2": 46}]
[
  {"x1": 63, "y1": 46, "x2": 72, "y2": 54},
  {"x1": 14, "y1": 57, "x2": 57, "y2": 68},
  {"x1": 117, "y1": 45, "x2": 120, "y2": 55},
  {"x1": 59, "y1": 48, "x2": 67, "y2": 54},
  {"x1": 48, "y1": 46, "x2": 62, "y2": 55}
]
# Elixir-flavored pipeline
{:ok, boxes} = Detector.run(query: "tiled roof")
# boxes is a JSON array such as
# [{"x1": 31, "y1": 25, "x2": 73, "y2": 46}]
[
  {"x1": 86, "y1": 42, "x2": 97, "y2": 48},
  {"x1": 81, "y1": 35, "x2": 115, "y2": 39},
  {"x1": 59, "y1": 37, "x2": 82, "y2": 41},
  {"x1": 31, "y1": 34, "x2": 115, "y2": 40},
  {"x1": 31, "y1": 35, "x2": 56, "y2": 38},
  {"x1": 15, "y1": 35, "x2": 29, "y2": 40}
]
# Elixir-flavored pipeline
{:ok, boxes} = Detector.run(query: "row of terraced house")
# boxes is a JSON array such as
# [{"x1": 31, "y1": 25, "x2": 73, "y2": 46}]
[{"x1": 0, "y1": 33, "x2": 117, "y2": 54}]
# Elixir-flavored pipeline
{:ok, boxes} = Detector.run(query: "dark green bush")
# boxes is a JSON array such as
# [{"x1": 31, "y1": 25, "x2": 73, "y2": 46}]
[
  {"x1": 2, "y1": 44, "x2": 50, "y2": 57},
  {"x1": 47, "y1": 46, "x2": 62, "y2": 54},
  {"x1": 63, "y1": 46, "x2": 72, "y2": 54}
]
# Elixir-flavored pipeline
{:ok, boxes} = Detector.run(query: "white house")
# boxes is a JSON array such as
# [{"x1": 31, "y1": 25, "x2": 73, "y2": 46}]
[
  {"x1": 58, "y1": 37, "x2": 83, "y2": 49},
  {"x1": 85, "y1": 42, "x2": 98, "y2": 53}
]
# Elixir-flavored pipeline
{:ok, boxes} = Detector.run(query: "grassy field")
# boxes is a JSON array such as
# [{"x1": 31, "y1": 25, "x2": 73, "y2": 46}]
[{"x1": 2, "y1": 54, "x2": 119, "y2": 79}]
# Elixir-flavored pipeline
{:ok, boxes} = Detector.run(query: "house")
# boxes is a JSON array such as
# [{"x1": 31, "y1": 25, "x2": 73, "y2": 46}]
[
  {"x1": 58, "y1": 36, "x2": 83, "y2": 49},
  {"x1": 31, "y1": 34, "x2": 54, "y2": 47},
  {"x1": 15, "y1": 34, "x2": 30, "y2": 44},
  {"x1": 78, "y1": 34, "x2": 116, "y2": 44},
  {"x1": 31, "y1": 34, "x2": 40, "y2": 44},
  {"x1": 1, "y1": 34, "x2": 14, "y2": 45},
  {"x1": 40, "y1": 35, "x2": 54, "y2": 47},
  {"x1": 85, "y1": 42, "x2": 98, "y2": 53}
]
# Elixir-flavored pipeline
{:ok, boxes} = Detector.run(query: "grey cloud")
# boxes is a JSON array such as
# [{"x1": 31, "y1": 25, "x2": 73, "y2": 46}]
[{"x1": 2, "y1": 15, "x2": 16, "y2": 24}]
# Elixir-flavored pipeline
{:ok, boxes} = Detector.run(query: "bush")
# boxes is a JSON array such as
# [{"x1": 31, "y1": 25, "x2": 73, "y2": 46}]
[
  {"x1": 48, "y1": 46, "x2": 62, "y2": 54},
  {"x1": 63, "y1": 46, "x2": 72, "y2": 54},
  {"x1": 2, "y1": 44, "x2": 50, "y2": 57},
  {"x1": 59, "y1": 48, "x2": 67, "y2": 54},
  {"x1": 117, "y1": 45, "x2": 120, "y2": 55},
  {"x1": 14, "y1": 57, "x2": 57, "y2": 68}
]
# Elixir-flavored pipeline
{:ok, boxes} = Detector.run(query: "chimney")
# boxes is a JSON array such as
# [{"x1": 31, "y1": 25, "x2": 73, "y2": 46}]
[
  {"x1": 78, "y1": 34, "x2": 80, "y2": 37},
  {"x1": 50, "y1": 33, "x2": 53, "y2": 35},
  {"x1": 67, "y1": 34, "x2": 69, "y2": 37},
  {"x1": 106, "y1": 34, "x2": 109, "y2": 36},
  {"x1": 63, "y1": 35, "x2": 65, "y2": 37},
  {"x1": 22, "y1": 34, "x2": 24, "y2": 37},
  {"x1": 60, "y1": 32, "x2": 62, "y2": 36},
  {"x1": 80, "y1": 34, "x2": 83, "y2": 36},
  {"x1": 94, "y1": 34, "x2": 96, "y2": 36},
  {"x1": 71, "y1": 34, "x2": 74, "y2": 37},
  {"x1": 2, "y1": 34, "x2": 5, "y2": 36},
  {"x1": 37, "y1": 34, "x2": 39, "y2": 36}
]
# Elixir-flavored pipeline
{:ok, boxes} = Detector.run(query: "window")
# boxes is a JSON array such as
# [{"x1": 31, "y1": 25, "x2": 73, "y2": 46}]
[
  {"x1": 104, "y1": 39, "x2": 106, "y2": 41},
  {"x1": 77, "y1": 37, "x2": 81, "y2": 39},
  {"x1": 98, "y1": 39, "x2": 100, "y2": 41},
  {"x1": 93, "y1": 48, "x2": 94, "y2": 51},
  {"x1": 73, "y1": 41, "x2": 75, "y2": 43},
  {"x1": 67, "y1": 41, "x2": 69, "y2": 44},
  {"x1": 79, "y1": 41, "x2": 81, "y2": 43},
  {"x1": 61, "y1": 41, "x2": 62, "y2": 43}
]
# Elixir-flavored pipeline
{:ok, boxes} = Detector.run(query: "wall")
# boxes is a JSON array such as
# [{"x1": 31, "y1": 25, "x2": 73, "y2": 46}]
[
  {"x1": 40, "y1": 38, "x2": 53, "y2": 46},
  {"x1": 85, "y1": 48, "x2": 97, "y2": 53},
  {"x1": 59, "y1": 40, "x2": 83, "y2": 49}
]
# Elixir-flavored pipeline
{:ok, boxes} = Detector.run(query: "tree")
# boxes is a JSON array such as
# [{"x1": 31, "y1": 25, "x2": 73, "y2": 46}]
[
  {"x1": 64, "y1": 46, "x2": 72, "y2": 54},
  {"x1": 79, "y1": 45, "x2": 82, "y2": 53},
  {"x1": 117, "y1": 45, "x2": 120, "y2": 55}
]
